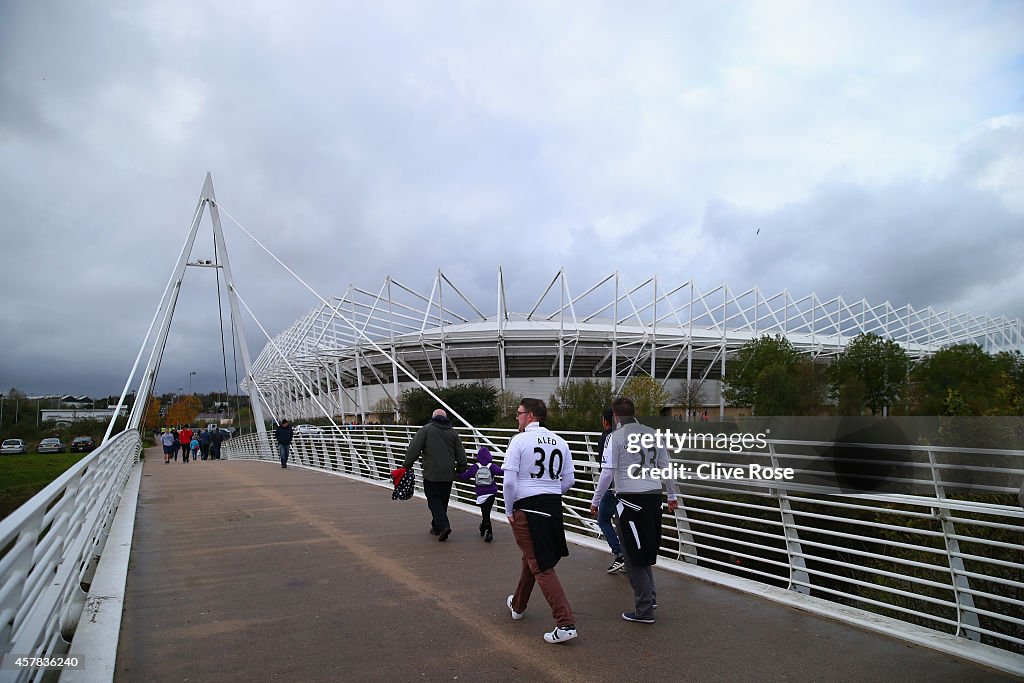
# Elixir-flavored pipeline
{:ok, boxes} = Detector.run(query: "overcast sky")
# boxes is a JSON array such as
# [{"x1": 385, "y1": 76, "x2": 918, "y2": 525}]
[{"x1": 1, "y1": 1, "x2": 1022, "y2": 399}]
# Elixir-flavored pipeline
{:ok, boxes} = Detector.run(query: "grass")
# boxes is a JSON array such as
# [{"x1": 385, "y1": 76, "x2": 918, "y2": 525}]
[{"x1": 0, "y1": 452, "x2": 88, "y2": 521}]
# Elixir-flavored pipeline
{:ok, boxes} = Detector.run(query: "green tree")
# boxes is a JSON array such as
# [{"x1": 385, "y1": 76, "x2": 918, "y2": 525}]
[
  {"x1": 829, "y1": 333, "x2": 910, "y2": 415},
  {"x1": 910, "y1": 344, "x2": 1003, "y2": 415},
  {"x1": 722, "y1": 335, "x2": 823, "y2": 416},
  {"x1": 399, "y1": 381, "x2": 499, "y2": 426},
  {"x1": 621, "y1": 375, "x2": 671, "y2": 418},
  {"x1": 548, "y1": 379, "x2": 615, "y2": 431},
  {"x1": 991, "y1": 351, "x2": 1024, "y2": 415}
]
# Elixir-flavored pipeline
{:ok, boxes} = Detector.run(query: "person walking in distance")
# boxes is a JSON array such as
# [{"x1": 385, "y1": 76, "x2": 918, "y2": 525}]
[
  {"x1": 210, "y1": 427, "x2": 224, "y2": 460},
  {"x1": 275, "y1": 419, "x2": 294, "y2": 468},
  {"x1": 161, "y1": 428, "x2": 175, "y2": 464},
  {"x1": 178, "y1": 424, "x2": 193, "y2": 463},
  {"x1": 590, "y1": 397, "x2": 678, "y2": 624},
  {"x1": 594, "y1": 407, "x2": 625, "y2": 573},
  {"x1": 503, "y1": 398, "x2": 578, "y2": 644},
  {"x1": 402, "y1": 408, "x2": 468, "y2": 541}
]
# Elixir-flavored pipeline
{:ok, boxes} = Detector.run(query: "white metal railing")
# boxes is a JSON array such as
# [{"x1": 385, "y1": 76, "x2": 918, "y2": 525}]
[
  {"x1": 0, "y1": 430, "x2": 141, "y2": 682},
  {"x1": 225, "y1": 424, "x2": 1024, "y2": 658}
]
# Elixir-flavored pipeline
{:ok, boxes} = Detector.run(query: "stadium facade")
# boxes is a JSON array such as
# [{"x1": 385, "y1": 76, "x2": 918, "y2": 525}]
[{"x1": 245, "y1": 270, "x2": 1024, "y2": 424}]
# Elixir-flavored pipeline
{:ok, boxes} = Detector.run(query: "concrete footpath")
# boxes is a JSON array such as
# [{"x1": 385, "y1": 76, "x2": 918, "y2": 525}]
[{"x1": 115, "y1": 454, "x2": 1014, "y2": 682}]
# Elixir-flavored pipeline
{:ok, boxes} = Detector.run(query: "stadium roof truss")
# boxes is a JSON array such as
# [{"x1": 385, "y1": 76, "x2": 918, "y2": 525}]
[{"x1": 246, "y1": 269, "x2": 1023, "y2": 422}]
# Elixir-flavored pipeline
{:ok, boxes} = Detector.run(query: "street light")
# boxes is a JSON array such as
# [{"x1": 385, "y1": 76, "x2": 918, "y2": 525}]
[{"x1": 189, "y1": 371, "x2": 197, "y2": 395}]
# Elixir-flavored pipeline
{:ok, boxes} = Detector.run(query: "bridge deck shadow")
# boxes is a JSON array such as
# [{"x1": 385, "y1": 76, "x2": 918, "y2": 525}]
[{"x1": 116, "y1": 450, "x2": 1012, "y2": 682}]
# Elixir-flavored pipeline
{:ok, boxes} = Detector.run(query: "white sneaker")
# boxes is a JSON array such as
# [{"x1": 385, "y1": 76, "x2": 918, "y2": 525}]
[
  {"x1": 543, "y1": 625, "x2": 577, "y2": 644},
  {"x1": 507, "y1": 595, "x2": 524, "y2": 620}
]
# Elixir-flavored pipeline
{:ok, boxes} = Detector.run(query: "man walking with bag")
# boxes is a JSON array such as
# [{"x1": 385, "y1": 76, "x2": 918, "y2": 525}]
[{"x1": 403, "y1": 408, "x2": 467, "y2": 541}]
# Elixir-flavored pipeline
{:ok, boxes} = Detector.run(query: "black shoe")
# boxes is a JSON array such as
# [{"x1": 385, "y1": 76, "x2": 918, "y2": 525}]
[
  {"x1": 484, "y1": 529, "x2": 493, "y2": 543},
  {"x1": 622, "y1": 611, "x2": 655, "y2": 624},
  {"x1": 479, "y1": 524, "x2": 486, "y2": 537},
  {"x1": 429, "y1": 528, "x2": 440, "y2": 536},
  {"x1": 438, "y1": 528, "x2": 451, "y2": 542},
  {"x1": 606, "y1": 555, "x2": 625, "y2": 573}
]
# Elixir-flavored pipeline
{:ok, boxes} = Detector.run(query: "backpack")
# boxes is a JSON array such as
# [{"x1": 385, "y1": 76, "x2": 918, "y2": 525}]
[{"x1": 474, "y1": 465, "x2": 494, "y2": 488}]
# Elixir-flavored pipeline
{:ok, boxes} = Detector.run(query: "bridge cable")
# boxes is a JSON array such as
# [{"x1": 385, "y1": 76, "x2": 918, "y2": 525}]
[{"x1": 213, "y1": 202, "x2": 490, "y2": 445}]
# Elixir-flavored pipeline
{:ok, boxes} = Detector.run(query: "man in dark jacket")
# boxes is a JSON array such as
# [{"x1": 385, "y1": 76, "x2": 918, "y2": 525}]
[
  {"x1": 275, "y1": 420, "x2": 294, "y2": 468},
  {"x1": 403, "y1": 409, "x2": 467, "y2": 541},
  {"x1": 210, "y1": 427, "x2": 224, "y2": 460}
]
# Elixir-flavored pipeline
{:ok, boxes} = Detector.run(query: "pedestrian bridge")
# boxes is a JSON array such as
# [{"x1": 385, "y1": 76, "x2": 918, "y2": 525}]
[{"x1": 1, "y1": 424, "x2": 1023, "y2": 681}]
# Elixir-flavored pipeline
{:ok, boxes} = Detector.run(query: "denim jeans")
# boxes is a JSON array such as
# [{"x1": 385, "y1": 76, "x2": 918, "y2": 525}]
[
  {"x1": 279, "y1": 442, "x2": 290, "y2": 466},
  {"x1": 598, "y1": 489, "x2": 622, "y2": 555}
]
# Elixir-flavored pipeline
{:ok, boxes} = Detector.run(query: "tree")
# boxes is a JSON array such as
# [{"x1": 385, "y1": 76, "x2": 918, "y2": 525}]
[
  {"x1": 621, "y1": 375, "x2": 671, "y2": 418},
  {"x1": 722, "y1": 335, "x2": 824, "y2": 416},
  {"x1": 166, "y1": 395, "x2": 202, "y2": 426},
  {"x1": 370, "y1": 396, "x2": 399, "y2": 422},
  {"x1": 991, "y1": 351, "x2": 1024, "y2": 415},
  {"x1": 548, "y1": 379, "x2": 615, "y2": 431},
  {"x1": 910, "y1": 344, "x2": 1004, "y2": 415},
  {"x1": 143, "y1": 394, "x2": 162, "y2": 431},
  {"x1": 829, "y1": 333, "x2": 910, "y2": 415},
  {"x1": 495, "y1": 389, "x2": 524, "y2": 427},
  {"x1": 672, "y1": 380, "x2": 707, "y2": 417},
  {"x1": 398, "y1": 381, "x2": 499, "y2": 426}
]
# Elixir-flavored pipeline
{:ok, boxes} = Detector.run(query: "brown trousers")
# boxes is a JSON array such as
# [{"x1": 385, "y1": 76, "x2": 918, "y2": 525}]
[{"x1": 509, "y1": 509, "x2": 575, "y2": 627}]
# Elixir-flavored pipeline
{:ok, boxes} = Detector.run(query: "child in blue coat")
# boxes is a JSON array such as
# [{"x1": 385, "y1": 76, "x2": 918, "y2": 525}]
[{"x1": 458, "y1": 446, "x2": 502, "y2": 542}]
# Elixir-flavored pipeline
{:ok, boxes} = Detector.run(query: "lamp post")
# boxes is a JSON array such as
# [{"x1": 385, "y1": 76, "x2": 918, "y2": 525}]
[{"x1": 189, "y1": 371, "x2": 196, "y2": 395}]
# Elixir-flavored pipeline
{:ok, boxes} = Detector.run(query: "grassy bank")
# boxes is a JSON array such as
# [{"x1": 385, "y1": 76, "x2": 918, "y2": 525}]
[{"x1": 0, "y1": 452, "x2": 88, "y2": 520}]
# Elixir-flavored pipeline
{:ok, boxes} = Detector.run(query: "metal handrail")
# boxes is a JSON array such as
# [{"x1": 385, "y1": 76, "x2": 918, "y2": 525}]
[
  {"x1": 0, "y1": 430, "x2": 141, "y2": 681},
  {"x1": 225, "y1": 424, "x2": 1024, "y2": 657}
]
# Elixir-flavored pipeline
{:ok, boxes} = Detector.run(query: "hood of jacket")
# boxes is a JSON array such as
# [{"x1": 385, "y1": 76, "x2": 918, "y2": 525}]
[
  {"x1": 430, "y1": 415, "x2": 453, "y2": 429},
  {"x1": 476, "y1": 446, "x2": 492, "y2": 466}
]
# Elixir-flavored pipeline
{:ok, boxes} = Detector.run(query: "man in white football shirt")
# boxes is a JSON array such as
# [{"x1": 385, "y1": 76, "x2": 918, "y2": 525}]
[
  {"x1": 590, "y1": 397, "x2": 678, "y2": 624},
  {"x1": 503, "y1": 398, "x2": 578, "y2": 644}
]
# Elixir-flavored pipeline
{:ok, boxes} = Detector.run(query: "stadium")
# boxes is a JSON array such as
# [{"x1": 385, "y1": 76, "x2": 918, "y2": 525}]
[{"x1": 245, "y1": 269, "x2": 1024, "y2": 423}]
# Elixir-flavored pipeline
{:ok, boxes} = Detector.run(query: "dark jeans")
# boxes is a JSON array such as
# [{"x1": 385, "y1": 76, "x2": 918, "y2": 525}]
[
  {"x1": 597, "y1": 489, "x2": 621, "y2": 555},
  {"x1": 616, "y1": 514, "x2": 657, "y2": 618},
  {"x1": 423, "y1": 479, "x2": 453, "y2": 532},
  {"x1": 479, "y1": 494, "x2": 495, "y2": 531},
  {"x1": 279, "y1": 443, "x2": 291, "y2": 467}
]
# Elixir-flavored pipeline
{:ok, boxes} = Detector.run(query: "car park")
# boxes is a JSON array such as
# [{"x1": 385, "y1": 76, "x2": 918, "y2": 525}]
[
  {"x1": 71, "y1": 436, "x2": 95, "y2": 452},
  {"x1": 1, "y1": 438, "x2": 27, "y2": 455},
  {"x1": 37, "y1": 438, "x2": 66, "y2": 454}
]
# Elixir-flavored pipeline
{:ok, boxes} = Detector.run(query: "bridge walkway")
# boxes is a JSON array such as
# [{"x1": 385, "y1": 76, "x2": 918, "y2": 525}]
[{"x1": 114, "y1": 450, "x2": 1012, "y2": 682}]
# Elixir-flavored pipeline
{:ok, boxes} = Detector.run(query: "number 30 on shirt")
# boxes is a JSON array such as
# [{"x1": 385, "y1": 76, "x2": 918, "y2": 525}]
[{"x1": 530, "y1": 445, "x2": 564, "y2": 480}]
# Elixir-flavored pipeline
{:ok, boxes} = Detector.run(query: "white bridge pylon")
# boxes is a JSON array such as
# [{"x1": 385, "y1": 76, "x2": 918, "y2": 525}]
[
  {"x1": 108, "y1": 173, "x2": 268, "y2": 444},
  {"x1": 106, "y1": 173, "x2": 485, "y2": 446}
]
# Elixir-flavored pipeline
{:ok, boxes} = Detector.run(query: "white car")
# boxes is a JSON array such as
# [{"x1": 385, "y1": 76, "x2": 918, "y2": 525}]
[
  {"x1": 37, "y1": 438, "x2": 66, "y2": 454},
  {"x1": 2, "y1": 438, "x2": 27, "y2": 455},
  {"x1": 294, "y1": 424, "x2": 322, "y2": 435}
]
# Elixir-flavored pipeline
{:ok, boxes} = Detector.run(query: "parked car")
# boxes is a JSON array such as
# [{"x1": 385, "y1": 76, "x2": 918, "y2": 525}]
[
  {"x1": 71, "y1": 436, "x2": 95, "y2": 452},
  {"x1": 1, "y1": 438, "x2": 27, "y2": 455},
  {"x1": 295, "y1": 424, "x2": 322, "y2": 435},
  {"x1": 37, "y1": 438, "x2": 66, "y2": 454}
]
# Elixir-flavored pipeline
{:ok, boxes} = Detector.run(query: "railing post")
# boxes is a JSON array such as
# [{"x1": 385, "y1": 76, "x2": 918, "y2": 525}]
[
  {"x1": 927, "y1": 449, "x2": 981, "y2": 641},
  {"x1": 771, "y1": 443, "x2": 810, "y2": 595}
]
